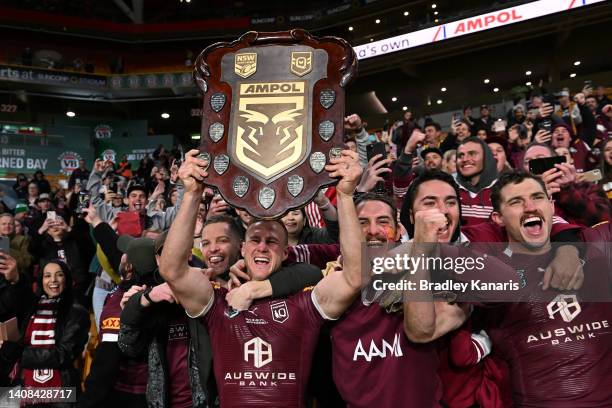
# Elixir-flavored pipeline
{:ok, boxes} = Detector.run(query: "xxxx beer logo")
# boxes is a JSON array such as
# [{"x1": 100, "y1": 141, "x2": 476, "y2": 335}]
[
  {"x1": 235, "y1": 53, "x2": 257, "y2": 78},
  {"x1": 101, "y1": 317, "x2": 120, "y2": 330},
  {"x1": 231, "y1": 81, "x2": 309, "y2": 182}
]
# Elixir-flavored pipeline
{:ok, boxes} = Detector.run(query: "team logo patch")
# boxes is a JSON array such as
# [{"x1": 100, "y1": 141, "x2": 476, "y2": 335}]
[
  {"x1": 270, "y1": 301, "x2": 289, "y2": 324},
  {"x1": 290, "y1": 51, "x2": 312, "y2": 77},
  {"x1": 234, "y1": 53, "x2": 257, "y2": 78},
  {"x1": 33, "y1": 369, "x2": 53, "y2": 384}
]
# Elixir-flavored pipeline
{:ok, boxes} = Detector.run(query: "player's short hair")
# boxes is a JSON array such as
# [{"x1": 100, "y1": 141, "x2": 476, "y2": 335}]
[
  {"x1": 247, "y1": 219, "x2": 289, "y2": 246},
  {"x1": 400, "y1": 170, "x2": 461, "y2": 241},
  {"x1": 490, "y1": 170, "x2": 548, "y2": 212},
  {"x1": 354, "y1": 193, "x2": 397, "y2": 228},
  {"x1": 203, "y1": 214, "x2": 244, "y2": 242}
]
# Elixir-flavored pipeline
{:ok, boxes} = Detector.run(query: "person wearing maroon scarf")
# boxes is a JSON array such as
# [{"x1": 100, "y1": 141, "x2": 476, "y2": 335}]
[{"x1": 0, "y1": 260, "x2": 89, "y2": 406}]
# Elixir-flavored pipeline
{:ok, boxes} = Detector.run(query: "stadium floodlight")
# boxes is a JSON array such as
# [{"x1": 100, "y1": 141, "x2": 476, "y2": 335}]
[
  {"x1": 441, "y1": 87, "x2": 447, "y2": 92},
  {"x1": 402, "y1": 106, "x2": 408, "y2": 111},
  {"x1": 434, "y1": 11, "x2": 438, "y2": 15},
  {"x1": 431, "y1": 4, "x2": 437, "y2": 9},
  {"x1": 375, "y1": 19, "x2": 381, "y2": 24},
  {"x1": 525, "y1": 70, "x2": 532, "y2": 76},
  {"x1": 161, "y1": 112, "x2": 170, "y2": 119},
  {"x1": 348, "y1": 26, "x2": 354, "y2": 31},
  {"x1": 66, "y1": 110, "x2": 76, "y2": 118},
  {"x1": 484, "y1": 78, "x2": 490, "y2": 84},
  {"x1": 493, "y1": 87, "x2": 499, "y2": 92},
  {"x1": 526, "y1": 81, "x2": 532, "y2": 86},
  {"x1": 403, "y1": 11, "x2": 409, "y2": 16},
  {"x1": 570, "y1": 73, "x2": 577, "y2": 78},
  {"x1": 573, "y1": 61, "x2": 581, "y2": 66},
  {"x1": 436, "y1": 99, "x2": 443, "y2": 104},
  {"x1": 391, "y1": 97, "x2": 397, "y2": 102}
]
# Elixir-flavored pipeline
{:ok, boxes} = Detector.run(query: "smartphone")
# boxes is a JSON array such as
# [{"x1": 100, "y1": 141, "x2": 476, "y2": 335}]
[
  {"x1": 46, "y1": 211, "x2": 57, "y2": 221},
  {"x1": 539, "y1": 119, "x2": 552, "y2": 133},
  {"x1": 452, "y1": 112, "x2": 462, "y2": 122},
  {"x1": 0, "y1": 236, "x2": 10, "y2": 253},
  {"x1": 78, "y1": 191, "x2": 91, "y2": 215},
  {"x1": 366, "y1": 142, "x2": 388, "y2": 163},
  {"x1": 584, "y1": 80, "x2": 593, "y2": 88},
  {"x1": 580, "y1": 169, "x2": 603, "y2": 183},
  {"x1": 529, "y1": 156, "x2": 566, "y2": 175}
]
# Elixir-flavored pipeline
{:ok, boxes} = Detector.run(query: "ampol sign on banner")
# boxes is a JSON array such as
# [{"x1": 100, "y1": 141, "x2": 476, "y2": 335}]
[{"x1": 353, "y1": 0, "x2": 605, "y2": 60}]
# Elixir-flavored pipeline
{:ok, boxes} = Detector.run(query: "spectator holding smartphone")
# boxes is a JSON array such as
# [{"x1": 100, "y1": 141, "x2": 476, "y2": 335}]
[{"x1": 29, "y1": 216, "x2": 90, "y2": 307}]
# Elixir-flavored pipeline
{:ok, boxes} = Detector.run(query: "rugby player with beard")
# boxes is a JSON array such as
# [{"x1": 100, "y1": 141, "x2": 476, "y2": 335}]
[
  {"x1": 478, "y1": 170, "x2": 612, "y2": 407},
  {"x1": 160, "y1": 149, "x2": 364, "y2": 408},
  {"x1": 329, "y1": 173, "x2": 463, "y2": 408},
  {"x1": 401, "y1": 170, "x2": 589, "y2": 407}
]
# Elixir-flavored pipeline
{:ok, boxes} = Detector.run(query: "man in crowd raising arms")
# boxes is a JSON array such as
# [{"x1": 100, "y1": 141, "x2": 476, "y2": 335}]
[{"x1": 159, "y1": 149, "x2": 364, "y2": 407}]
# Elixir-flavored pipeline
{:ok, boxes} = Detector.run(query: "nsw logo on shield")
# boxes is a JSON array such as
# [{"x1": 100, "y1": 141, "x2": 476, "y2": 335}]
[{"x1": 235, "y1": 53, "x2": 257, "y2": 78}]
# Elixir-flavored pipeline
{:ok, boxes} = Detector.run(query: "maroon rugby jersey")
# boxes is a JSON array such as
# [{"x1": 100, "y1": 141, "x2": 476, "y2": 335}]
[
  {"x1": 481, "y1": 251, "x2": 612, "y2": 407},
  {"x1": 331, "y1": 300, "x2": 442, "y2": 408},
  {"x1": 202, "y1": 286, "x2": 325, "y2": 408},
  {"x1": 99, "y1": 288, "x2": 148, "y2": 394}
]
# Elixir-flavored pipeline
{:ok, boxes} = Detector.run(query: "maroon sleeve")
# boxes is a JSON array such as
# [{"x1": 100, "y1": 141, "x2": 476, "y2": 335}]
[
  {"x1": 286, "y1": 244, "x2": 340, "y2": 269},
  {"x1": 449, "y1": 322, "x2": 480, "y2": 367},
  {"x1": 555, "y1": 182, "x2": 612, "y2": 227},
  {"x1": 99, "y1": 290, "x2": 123, "y2": 343}
]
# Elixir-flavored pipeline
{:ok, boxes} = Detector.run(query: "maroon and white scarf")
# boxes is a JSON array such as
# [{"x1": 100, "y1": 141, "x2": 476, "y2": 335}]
[{"x1": 22, "y1": 296, "x2": 63, "y2": 388}]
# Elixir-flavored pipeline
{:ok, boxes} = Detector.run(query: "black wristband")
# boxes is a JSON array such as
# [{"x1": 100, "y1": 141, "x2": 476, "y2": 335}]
[{"x1": 143, "y1": 288, "x2": 154, "y2": 304}]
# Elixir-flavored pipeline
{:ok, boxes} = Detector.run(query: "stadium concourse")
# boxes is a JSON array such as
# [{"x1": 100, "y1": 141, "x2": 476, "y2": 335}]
[{"x1": 0, "y1": 0, "x2": 611, "y2": 407}]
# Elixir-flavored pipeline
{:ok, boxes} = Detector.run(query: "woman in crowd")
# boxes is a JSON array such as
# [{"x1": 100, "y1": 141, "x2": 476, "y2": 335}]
[
  {"x1": 0, "y1": 260, "x2": 90, "y2": 406},
  {"x1": 600, "y1": 138, "x2": 612, "y2": 200}
]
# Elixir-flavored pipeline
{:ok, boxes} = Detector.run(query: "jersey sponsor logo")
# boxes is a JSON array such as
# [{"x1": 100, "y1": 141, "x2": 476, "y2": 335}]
[
  {"x1": 547, "y1": 294, "x2": 581, "y2": 323},
  {"x1": 33, "y1": 368, "x2": 53, "y2": 384},
  {"x1": 168, "y1": 323, "x2": 188, "y2": 341},
  {"x1": 244, "y1": 337, "x2": 273, "y2": 368},
  {"x1": 270, "y1": 301, "x2": 289, "y2": 324},
  {"x1": 352, "y1": 333, "x2": 404, "y2": 362},
  {"x1": 246, "y1": 307, "x2": 268, "y2": 325},
  {"x1": 526, "y1": 297, "x2": 610, "y2": 346},
  {"x1": 101, "y1": 317, "x2": 120, "y2": 330}
]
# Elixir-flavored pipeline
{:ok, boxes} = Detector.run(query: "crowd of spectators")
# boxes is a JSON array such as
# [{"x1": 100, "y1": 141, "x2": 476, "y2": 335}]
[{"x1": 0, "y1": 81, "x2": 610, "y2": 407}]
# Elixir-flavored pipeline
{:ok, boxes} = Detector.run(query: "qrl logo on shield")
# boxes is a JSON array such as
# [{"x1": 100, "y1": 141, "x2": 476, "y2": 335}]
[
  {"x1": 290, "y1": 51, "x2": 312, "y2": 77},
  {"x1": 270, "y1": 301, "x2": 289, "y2": 323},
  {"x1": 547, "y1": 294, "x2": 581, "y2": 323},
  {"x1": 244, "y1": 337, "x2": 272, "y2": 368}
]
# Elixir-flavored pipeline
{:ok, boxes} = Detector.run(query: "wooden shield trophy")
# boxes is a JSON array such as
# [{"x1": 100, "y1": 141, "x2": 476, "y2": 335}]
[{"x1": 193, "y1": 29, "x2": 357, "y2": 219}]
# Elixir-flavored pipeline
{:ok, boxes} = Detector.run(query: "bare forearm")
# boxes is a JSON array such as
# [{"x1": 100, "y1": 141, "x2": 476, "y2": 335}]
[
  {"x1": 245, "y1": 280, "x2": 272, "y2": 299},
  {"x1": 160, "y1": 191, "x2": 200, "y2": 281},
  {"x1": 337, "y1": 191, "x2": 361, "y2": 289},
  {"x1": 403, "y1": 301, "x2": 436, "y2": 342}
]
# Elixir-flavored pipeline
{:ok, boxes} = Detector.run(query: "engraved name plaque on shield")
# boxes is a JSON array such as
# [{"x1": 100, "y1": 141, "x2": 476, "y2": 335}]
[{"x1": 194, "y1": 29, "x2": 357, "y2": 219}]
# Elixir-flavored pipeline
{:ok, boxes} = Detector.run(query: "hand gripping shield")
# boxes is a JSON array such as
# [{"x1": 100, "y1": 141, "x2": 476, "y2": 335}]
[{"x1": 194, "y1": 29, "x2": 357, "y2": 219}]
